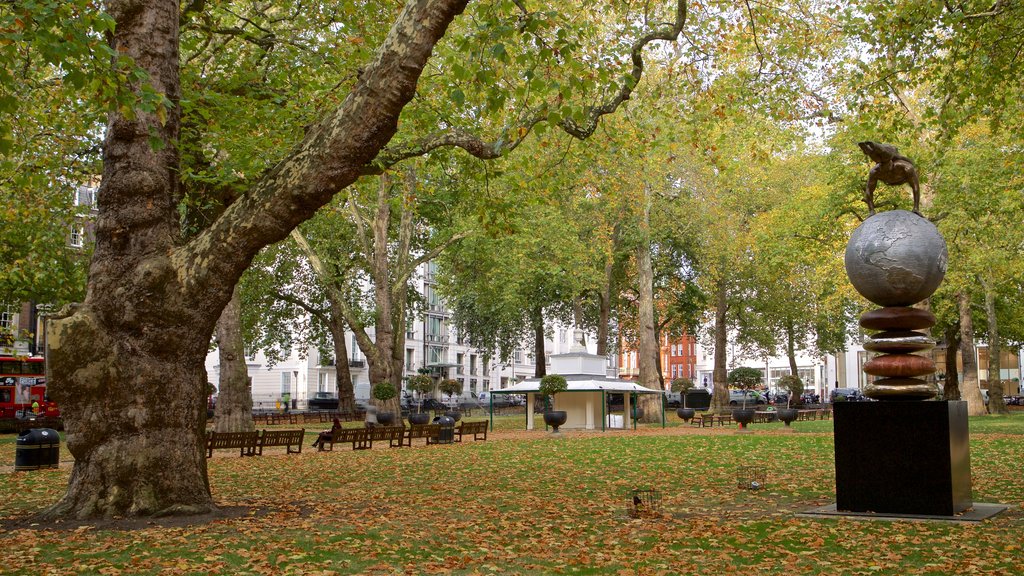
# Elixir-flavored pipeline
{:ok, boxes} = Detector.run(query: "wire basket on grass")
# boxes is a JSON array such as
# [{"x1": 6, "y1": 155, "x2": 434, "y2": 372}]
[
  {"x1": 736, "y1": 465, "x2": 767, "y2": 490},
  {"x1": 627, "y1": 488, "x2": 663, "y2": 518}
]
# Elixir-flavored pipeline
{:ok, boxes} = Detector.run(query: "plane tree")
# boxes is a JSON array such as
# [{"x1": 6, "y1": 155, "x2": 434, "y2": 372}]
[{"x1": 32, "y1": 0, "x2": 693, "y2": 519}]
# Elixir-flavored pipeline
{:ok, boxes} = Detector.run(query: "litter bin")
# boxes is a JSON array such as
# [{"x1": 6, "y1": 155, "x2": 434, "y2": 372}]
[
  {"x1": 15, "y1": 428, "x2": 60, "y2": 471},
  {"x1": 433, "y1": 415, "x2": 455, "y2": 444}
]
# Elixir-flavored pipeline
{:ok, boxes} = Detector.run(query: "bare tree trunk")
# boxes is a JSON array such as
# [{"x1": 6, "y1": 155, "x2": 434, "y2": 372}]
[
  {"x1": 981, "y1": 279, "x2": 1009, "y2": 414},
  {"x1": 710, "y1": 280, "x2": 730, "y2": 413},
  {"x1": 214, "y1": 286, "x2": 254, "y2": 433},
  {"x1": 328, "y1": 307, "x2": 355, "y2": 413},
  {"x1": 943, "y1": 323, "x2": 961, "y2": 401},
  {"x1": 595, "y1": 225, "x2": 620, "y2": 357},
  {"x1": 533, "y1": 310, "x2": 546, "y2": 378},
  {"x1": 958, "y1": 290, "x2": 986, "y2": 415},
  {"x1": 786, "y1": 319, "x2": 798, "y2": 376}
]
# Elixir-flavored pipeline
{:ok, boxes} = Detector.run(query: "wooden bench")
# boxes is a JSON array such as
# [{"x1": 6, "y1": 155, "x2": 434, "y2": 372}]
[
  {"x1": 691, "y1": 412, "x2": 732, "y2": 427},
  {"x1": 368, "y1": 425, "x2": 405, "y2": 449},
  {"x1": 400, "y1": 424, "x2": 440, "y2": 447},
  {"x1": 206, "y1": 431, "x2": 259, "y2": 457},
  {"x1": 256, "y1": 429, "x2": 305, "y2": 455},
  {"x1": 455, "y1": 420, "x2": 488, "y2": 442},
  {"x1": 322, "y1": 427, "x2": 369, "y2": 451}
]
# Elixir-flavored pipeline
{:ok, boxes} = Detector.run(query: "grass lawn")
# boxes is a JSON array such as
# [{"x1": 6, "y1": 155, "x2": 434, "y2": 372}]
[{"x1": 1, "y1": 412, "x2": 1023, "y2": 575}]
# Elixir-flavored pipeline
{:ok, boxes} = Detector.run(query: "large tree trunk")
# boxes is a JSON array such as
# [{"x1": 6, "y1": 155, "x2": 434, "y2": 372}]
[
  {"x1": 710, "y1": 280, "x2": 730, "y2": 413},
  {"x1": 943, "y1": 322, "x2": 961, "y2": 401},
  {"x1": 981, "y1": 279, "x2": 1009, "y2": 414},
  {"x1": 44, "y1": 0, "x2": 471, "y2": 519},
  {"x1": 214, "y1": 286, "x2": 254, "y2": 433},
  {"x1": 636, "y1": 190, "x2": 661, "y2": 422},
  {"x1": 958, "y1": 290, "x2": 986, "y2": 416},
  {"x1": 42, "y1": 1, "x2": 217, "y2": 520}
]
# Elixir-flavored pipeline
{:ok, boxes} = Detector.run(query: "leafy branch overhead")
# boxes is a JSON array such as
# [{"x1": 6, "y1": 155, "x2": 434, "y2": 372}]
[{"x1": 366, "y1": 0, "x2": 689, "y2": 172}]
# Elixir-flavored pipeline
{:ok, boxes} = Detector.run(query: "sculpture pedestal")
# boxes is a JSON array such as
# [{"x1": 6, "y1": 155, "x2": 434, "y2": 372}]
[{"x1": 833, "y1": 401, "x2": 972, "y2": 516}]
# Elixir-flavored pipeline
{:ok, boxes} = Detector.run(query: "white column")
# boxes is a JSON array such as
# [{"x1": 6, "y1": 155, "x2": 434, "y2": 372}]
[
  {"x1": 623, "y1": 393, "x2": 631, "y2": 428},
  {"x1": 526, "y1": 393, "x2": 535, "y2": 430},
  {"x1": 586, "y1": 394, "x2": 594, "y2": 430}
]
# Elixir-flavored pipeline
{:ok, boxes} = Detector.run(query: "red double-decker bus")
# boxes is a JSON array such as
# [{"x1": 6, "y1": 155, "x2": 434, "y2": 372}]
[{"x1": 0, "y1": 355, "x2": 59, "y2": 418}]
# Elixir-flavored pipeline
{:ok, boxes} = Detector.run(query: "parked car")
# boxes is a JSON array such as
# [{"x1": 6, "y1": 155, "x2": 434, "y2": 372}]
[
  {"x1": 729, "y1": 390, "x2": 765, "y2": 406},
  {"x1": 830, "y1": 388, "x2": 863, "y2": 402},
  {"x1": 308, "y1": 392, "x2": 339, "y2": 410}
]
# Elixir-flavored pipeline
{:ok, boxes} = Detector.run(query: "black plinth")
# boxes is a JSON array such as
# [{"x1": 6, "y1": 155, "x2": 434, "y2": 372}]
[{"x1": 833, "y1": 400, "x2": 972, "y2": 516}]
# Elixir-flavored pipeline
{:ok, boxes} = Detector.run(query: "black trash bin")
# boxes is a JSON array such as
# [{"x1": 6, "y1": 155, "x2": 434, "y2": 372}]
[
  {"x1": 433, "y1": 415, "x2": 455, "y2": 444},
  {"x1": 15, "y1": 428, "x2": 60, "y2": 471}
]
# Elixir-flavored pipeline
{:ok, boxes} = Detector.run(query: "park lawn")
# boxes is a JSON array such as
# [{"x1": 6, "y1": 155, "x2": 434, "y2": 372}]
[{"x1": 0, "y1": 414, "x2": 1022, "y2": 575}]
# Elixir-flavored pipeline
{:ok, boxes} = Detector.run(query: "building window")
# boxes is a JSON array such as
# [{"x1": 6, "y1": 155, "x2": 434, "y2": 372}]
[
  {"x1": 75, "y1": 186, "x2": 95, "y2": 207},
  {"x1": 456, "y1": 352, "x2": 464, "y2": 375},
  {"x1": 470, "y1": 378, "x2": 478, "y2": 395},
  {"x1": 70, "y1": 225, "x2": 85, "y2": 247},
  {"x1": 280, "y1": 372, "x2": 291, "y2": 395},
  {"x1": 406, "y1": 348, "x2": 415, "y2": 371},
  {"x1": 318, "y1": 372, "x2": 332, "y2": 393},
  {"x1": 470, "y1": 354, "x2": 477, "y2": 376},
  {"x1": 0, "y1": 307, "x2": 13, "y2": 330}
]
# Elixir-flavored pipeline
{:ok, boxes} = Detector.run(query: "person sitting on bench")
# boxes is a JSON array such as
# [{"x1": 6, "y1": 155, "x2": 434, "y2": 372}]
[{"x1": 312, "y1": 418, "x2": 342, "y2": 449}]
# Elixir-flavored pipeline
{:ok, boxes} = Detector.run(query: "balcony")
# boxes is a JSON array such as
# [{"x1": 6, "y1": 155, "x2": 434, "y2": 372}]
[
  {"x1": 348, "y1": 359, "x2": 366, "y2": 368},
  {"x1": 424, "y1": 334, "x2": 449, "y2": 344}
]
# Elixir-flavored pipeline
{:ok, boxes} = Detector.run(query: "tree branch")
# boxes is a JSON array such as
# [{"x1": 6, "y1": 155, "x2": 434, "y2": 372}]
[{"x1": 364, "y1": 0, "x2": 688, "y2": 173}]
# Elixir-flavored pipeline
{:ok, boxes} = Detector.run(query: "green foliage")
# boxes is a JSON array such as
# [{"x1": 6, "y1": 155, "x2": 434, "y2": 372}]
[
  {"x1": 727, "y1": 367, "x2": 763, "y2": 390},
  {"x1": 438, "y1": 378, "x2": 462, "y2": 398},
  {"x1": 406, "y1": 374, "x2": 434, "y2": 396},
  {"x1": 538, "y1": 374, "x2": 568, "y2": 398},
  {"x1": 371, "y1": 381, "x2": 396, "y2": 402},
  {"x1": 670, "y1": 378, "x2": 695, "y2": 393}
]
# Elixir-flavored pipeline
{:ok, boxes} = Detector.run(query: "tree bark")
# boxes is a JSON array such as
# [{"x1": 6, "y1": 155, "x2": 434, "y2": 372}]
[
  {"x1": 981, "y1": 279, "x2": 1009, "y2": 414},
  {"x1": 44, "y1": 0, "x2": 471, "y2": 519},
  {"x1": 328, "y1": 306, "x2": 355, "y2": 413},
  {"x1": 786, "y1": 319, "x2": 798, "y2": 376},
  {"x1": 533, "y1": 309, "x2": 546, "y2": 378},
  {"x1": 214, "y1": 286, "x2": 254, "y2": 433},
  {"x1": 710, "y1": 279, "x2": 730, "y2": 413},
  {"x1": 958, "y1": 290, "x2": 986, "y2": 416},
  {"x1": 943, "y1": 322, "x2": 961, "y2": 401}
]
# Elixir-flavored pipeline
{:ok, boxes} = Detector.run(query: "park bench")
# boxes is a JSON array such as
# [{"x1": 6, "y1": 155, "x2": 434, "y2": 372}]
[
  {"x1": 400, "y1": 424, "x2": 440, "y2": 447},
  {"x1": 255, "y1": 429, "x2": 305, "y2": 455},
  {"x1": 206, "y1": 431, "x2": 259, "y2": 457},
  {"x1": 691, "y1": 412, "x2": 732, "y2": 427},
  {"x1": 322, "y1": 427, "x2": 369, "y2": 451},
  {"x1": 368, "y1": 425, "x2": 405, "y2": 449},
  {"x1": 455, "y1": 420, "x2": 488, "y2": 442}
]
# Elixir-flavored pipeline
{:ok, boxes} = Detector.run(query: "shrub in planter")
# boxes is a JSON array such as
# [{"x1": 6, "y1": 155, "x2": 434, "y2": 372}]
[
  {"x1": 539, "y1": 374, "x2": 568, "y2": 433},
  {"x1": 372, "y1": 381, "x2": 397, "y2": 425}
]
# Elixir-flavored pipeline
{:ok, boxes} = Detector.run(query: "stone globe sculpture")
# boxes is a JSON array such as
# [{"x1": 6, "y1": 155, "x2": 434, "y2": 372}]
[
  {"x1": 844, "y1": 210, "x2": 947, "y2": 400},
  {"x1": 844, "y1": 210, "x2": 947, "y2": 307}
]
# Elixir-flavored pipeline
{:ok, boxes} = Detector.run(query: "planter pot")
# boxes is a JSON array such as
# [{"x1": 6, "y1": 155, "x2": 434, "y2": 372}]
[
  {"x1": 543, "y1": 411, "x2": 568, "y2": 434},
  {"x1": 676, "y1": 407, "x2": 696, "y2": 422},
  {"x1": 408, "y1": 412, "x2": 430, "y2": 425},
  {"x1": 444, "y1": 410, "x2": 462, "y2": 423},
  {"x1": 732, "y1": 408, "x2": 756, "y2": 432},
  {"x1": 377, "y1": 411, "x2": 396, "y2": 426},
  {"x1": 777, "y1": 408, "x2": 798, "y2": 429}
]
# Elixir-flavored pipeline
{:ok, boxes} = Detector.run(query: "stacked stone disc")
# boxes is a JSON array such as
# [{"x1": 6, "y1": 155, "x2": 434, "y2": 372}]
[
  {"x1": 844, "y1": 210, "x2": 948, "y2": 401},
  {"x1": 860, "y1": 307, "x2": 938, "y2": 399}
]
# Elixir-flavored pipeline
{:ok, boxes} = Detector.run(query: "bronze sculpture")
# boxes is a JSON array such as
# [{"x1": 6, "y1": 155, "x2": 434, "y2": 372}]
[{"x1": 858, "y1": 141, "x2": 921, "y2": 216}]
